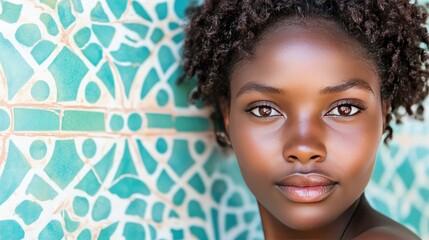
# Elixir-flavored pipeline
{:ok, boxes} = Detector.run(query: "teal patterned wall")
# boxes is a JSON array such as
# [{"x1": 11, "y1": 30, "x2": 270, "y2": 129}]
[{"x1": 0, "y1": 0, "x2": 427, "y2": 239}]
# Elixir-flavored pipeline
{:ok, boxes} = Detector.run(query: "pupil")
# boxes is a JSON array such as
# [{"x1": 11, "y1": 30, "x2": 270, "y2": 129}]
[
  {"x1": 339, "y1": 105, "x2": 351, "y2": 115},
  {"x1": 259, "y1": 107, "x2": 272, "y2": 116}
]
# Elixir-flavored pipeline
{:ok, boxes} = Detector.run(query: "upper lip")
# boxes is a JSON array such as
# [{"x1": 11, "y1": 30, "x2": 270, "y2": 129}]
[{"x1": 277, "y1": 173, "x2": 337, "y2": 187}]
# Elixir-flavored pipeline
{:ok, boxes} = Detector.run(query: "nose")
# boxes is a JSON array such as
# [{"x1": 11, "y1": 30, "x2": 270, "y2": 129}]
[{"x1": 283, "y1": 116, "x2": 327, "y2": 164}]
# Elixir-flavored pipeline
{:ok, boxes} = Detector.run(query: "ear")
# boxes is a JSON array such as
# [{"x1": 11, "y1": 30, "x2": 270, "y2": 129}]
[
  {"x1": 381, "y1": 100, "x2": 390, "y2": 131},
  {"x1": 219, "y1": 98, "x2": 230, "y2": 135}
]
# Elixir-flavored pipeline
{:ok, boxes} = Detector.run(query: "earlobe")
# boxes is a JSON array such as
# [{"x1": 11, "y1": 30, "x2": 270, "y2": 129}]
[
  {"x1": 217, "y1": 98, "x2": 233, "y2": 147},
  {"x1": 381, "y1": 101, "x2": 391, "y2": 131},
  {"x1": 219, "y1": 98, "x2": 230, "y2": 134}
]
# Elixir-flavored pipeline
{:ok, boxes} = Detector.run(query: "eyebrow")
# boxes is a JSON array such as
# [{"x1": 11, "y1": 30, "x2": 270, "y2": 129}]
[
  {"x1": 235, "y1": 78, "x2": 374, "y2": 98},
  {"x1": 320, "y1": 79, "x2": 374, "y2": 95},
  {"x1": 236, "y1": 82, "x2": 285, "y2": 98}
]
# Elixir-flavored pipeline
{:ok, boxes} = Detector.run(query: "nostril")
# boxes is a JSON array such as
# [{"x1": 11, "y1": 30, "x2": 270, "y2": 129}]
[
  {"x1": 310, "y1": 155, "x2": 321, "y2": 160},
  {"x1": 288, "y1": 155, "x2": 299, "y2": 161}
]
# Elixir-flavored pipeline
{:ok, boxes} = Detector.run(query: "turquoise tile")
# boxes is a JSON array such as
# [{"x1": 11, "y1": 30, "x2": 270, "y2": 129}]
[
  {"x1": 152, "y1": 202, "x2": 165, "y2": 223},
  {"x1": 15, "y1": 200, "x2": 43, "y2": 225},
  {"x1": 40, "y1": 13, "x2": 59, "y2": 36},
  {"x1": 90, "y1": 2, "x2": 109, "y2": 22},
  {"x1": 211, "y1": 179, "x2": 227, "y2": 204},
  {"x1": 74, "y1": 27, "x2": 91, "y2": 48},
  {"x1": 0, "y1": 141, "x2": 31, "y2": 204},
  {"x1": 31, "y1": 40, "x2": 56, "y2": 64},
  {"x1": 40, "y1": 0, "x2": 57, "y2": 9},
  {"x1": 63, "y1": 210, "x2": 79, "y2": 232},
  {"x1": 38, "y1": 220, "x2": 64, "y2": 240},
  {"x1": 227, "y1": 192, "x2": 244, "y2": 207},
  {"x1": 158, "y1": 45, "x2": 175, "y2": 73},
  {"x1": 85, "y1": 82, "x2": 101, "y2": 104},
  {"x1": 174, "y1": 0, "x2": 188, "y2": 19},
  {"x1": 94, "y1": 144, "x2": 116, "y2": 181},
  {"x1": 15, "y1": 23, "x2": 41, "y2": 47},
  {"x1": 29, "y1": 82, "x2": 50, "y2": 103},
  {"x1": 0, "y1": 220, "x2": 24, "y2": 240},
  {"x1": 57, "y1": 0, "x2": 76, "y2": 29},
  {"x1": 150, "y1": 28, "x2": 164, "y2": 44},
  {"x1": 0, "y1": 1, "x2": 22, "y2": 23},
  {"x1": 109, "y1": 177, "x2": 150, "y2": 198},
  {"x1": 48, "y1": 47, "x2": 88, "y2": 102},
  {"x1": 0, "y1": 33, "x2": 34, "y2": 100},
  {"x1": 175, "y1": 116, "x2": 210, "y2": 132},
  {"x1": 111, "y1": 44, "x2": 150, "y2": 64},
  {"x1": 115, "y1": 64, "x2": 139, "y2": 98},
  {"x1": 140, "y1": 68, "x2": 160, "y2": 100},
  {"x1": 225, "y1": 214, "x2": 238, "y2": 232},
  {"x1": 155, "y1": 3, "x2": 168, "y2": 20},
  {"x1": 113, "y1": 141, "x2": 138, "y2": 180},
  {"x1": 190, "y1": 226, "x2": 209, "y2": 240},
  {"x1": 92, "y1": 196, "x2": 111, "y2": 221},
  {"x1": 173, "y1": 188, "x2": 186, "y2": 206},
  {"x1": 75, "y1": 170, "x2": 101, "y2": 196},
  {"x1": 123, "y1": 222, "x2": 146, "y2": 239},
  {"x1": 188, "y1": 200, "x2": 205, "y2": 220},
  {"x1": 146, "y1": 113, "x2": 173, "y2": 129},
  {"x1": 132, "y1": 1, "x2": 152, "y2": 22},
  {"x1": 26, "y1": 175, "x2": 58, "y2": 201},
  {"x1": 96, "y1": 61, "x2": 116, "y2": 98},
  {"x1": 73, "y1": 196, "x2": 89, "y2": 217},
  {"x1": 92, "y1": 24, "x2": 115, "y2": 48},
  {"x1": 125, "y1": 199, "x2": 147, "y2": 218},
  {"x1": 188, "y1": 173, "x2": 205, "y2": 194},
  {"x1": 82, "y1": 43, "x2": 103, "y2": 66},
  {"x1": 14, "y1": 108, "x2": 59, "y2": 131},
  {"x1": 167, "y1": 140, "x2": 195, "y2": 176},
  {"x1": 62, "y1": 110, "x2": 105, "y2": 131},
  {"x1": 127, "y1": 113, "x2": 142, "y2": 131},
  {"x1": 106, "y1": 0, "x2": 127, "y2": 19},
  {"x1": 98, "y1": 222, "x2": 118, "y2": 240},
  {"x1": 124, "y1": 23, "x2": 149, "y2": 39},
  {"x1": 0, "y1": 109, "x2": 10, "y2": 131},
  {"x1": 137, "y1": 139, "x2": 158, "y2": 174},
  {"x1": 157, "y1": 170, "x2": 175, "y2": 193},
  {"x1": 77, "y1": 229, "x2": 91, "y2": 240},
  {"x1": 71, "y1": 0, "x2": 83, "y2": 13},
  {"x1": 44, "y1": 140, "x2": 84, "y2": 189}
]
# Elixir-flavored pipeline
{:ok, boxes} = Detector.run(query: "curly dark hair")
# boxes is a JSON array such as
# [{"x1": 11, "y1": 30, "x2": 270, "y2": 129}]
[{"x1": 181, "y1": 0, "x2": 429, "y2": 146}]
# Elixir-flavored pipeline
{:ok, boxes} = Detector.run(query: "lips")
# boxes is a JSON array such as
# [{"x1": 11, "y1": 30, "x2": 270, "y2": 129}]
[{"x1": 275, "y1": 173, "x2": 338, "y2": 203}]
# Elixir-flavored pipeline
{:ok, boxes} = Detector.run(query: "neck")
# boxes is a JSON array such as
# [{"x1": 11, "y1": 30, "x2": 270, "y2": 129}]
[{"x1": 259, "y1": 195, "x2": 363, "y2": 239}]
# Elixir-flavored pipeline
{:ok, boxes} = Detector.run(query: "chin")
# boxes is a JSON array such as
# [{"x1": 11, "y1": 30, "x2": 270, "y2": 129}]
[
  {"x1": 281, "y1": 212, "x2": 334, "y2": 231},
  {"x1": 264, "y1": 202, "x2": 342, "y2": 232}
]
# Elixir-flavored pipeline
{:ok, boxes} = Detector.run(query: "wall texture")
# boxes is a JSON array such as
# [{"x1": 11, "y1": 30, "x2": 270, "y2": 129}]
[{"x1": 0, "y1": 0, "x2": 427, "y2": 239}]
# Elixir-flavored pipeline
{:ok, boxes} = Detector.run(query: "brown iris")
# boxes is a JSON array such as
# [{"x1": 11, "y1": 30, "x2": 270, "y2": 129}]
[
  {"x1": 338, "y1": 105, "x2": 352, "y2": 115},
  {"x1": 259, "y1": 107, "x2": 272, "y2": 117}
]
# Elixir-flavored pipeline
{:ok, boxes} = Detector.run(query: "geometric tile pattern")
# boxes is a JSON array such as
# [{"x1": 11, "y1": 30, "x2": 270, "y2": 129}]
[{"x1": 0, "y1": 0, "x2": 427, "y2": 239}]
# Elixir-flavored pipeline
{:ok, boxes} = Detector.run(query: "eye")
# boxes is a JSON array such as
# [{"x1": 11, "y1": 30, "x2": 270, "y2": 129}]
[
  {"x1": 325, "y1": 100, "x2": 366, "y2": 117},
  {"x1": 246, "y1": 104, "x2": 282, "y2": 118}
]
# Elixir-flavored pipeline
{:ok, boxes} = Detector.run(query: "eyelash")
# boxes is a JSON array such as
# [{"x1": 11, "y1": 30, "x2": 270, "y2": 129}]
[
  {"x1": 244, "y1": 99, "x2": 367, "y2": 119},
  {"x1": 245, "y1": 102, "x2": 283, "y2": 119},
  {"x1": 324, "y1": 99, "x2": 367, "y2": 117}
]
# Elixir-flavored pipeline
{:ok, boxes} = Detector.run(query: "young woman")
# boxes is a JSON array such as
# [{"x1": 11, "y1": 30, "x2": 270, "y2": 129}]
[{"x1": 181, "y1": 0, "x2": 428, "y2": 239}]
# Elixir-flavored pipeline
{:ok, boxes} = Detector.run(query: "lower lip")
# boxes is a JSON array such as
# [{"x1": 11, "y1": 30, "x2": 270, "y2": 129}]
[{"x1": 276, "y1": 184, "x2": 337, "y2": 203}]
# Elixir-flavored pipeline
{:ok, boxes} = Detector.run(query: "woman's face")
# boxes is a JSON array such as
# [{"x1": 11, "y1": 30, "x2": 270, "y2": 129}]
[{"x1": 222, "y1": 21, "x2": 386, "y2": 231}]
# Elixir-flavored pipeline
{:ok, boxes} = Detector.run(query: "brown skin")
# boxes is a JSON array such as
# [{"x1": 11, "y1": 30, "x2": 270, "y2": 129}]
[{"x1": 221, "y1": 19, "x2": 420, "y2": 239}]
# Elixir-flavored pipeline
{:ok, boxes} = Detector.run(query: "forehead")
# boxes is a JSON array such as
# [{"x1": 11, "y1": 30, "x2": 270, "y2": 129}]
[{"x1": 230, "y1": 18, "x2": 380, "y2": 94}]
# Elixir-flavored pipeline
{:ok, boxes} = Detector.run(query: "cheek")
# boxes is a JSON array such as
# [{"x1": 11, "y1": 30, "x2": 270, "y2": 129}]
[
  {"x1": 229, "y1": 115, "x2": 283, "y2": 187},
  {"x1": 329, "y1": 118, "x2": 382, "y2": 188}
]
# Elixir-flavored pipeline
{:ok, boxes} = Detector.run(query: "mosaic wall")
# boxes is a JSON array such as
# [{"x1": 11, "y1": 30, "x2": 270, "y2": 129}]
[{"x1": 0, "y1": 0, "x2": 427, "y2": 239}]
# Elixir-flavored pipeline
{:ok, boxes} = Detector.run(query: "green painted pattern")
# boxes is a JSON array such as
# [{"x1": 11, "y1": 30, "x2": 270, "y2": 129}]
[{"x1": 0, "y1": 0, "x2": 427, "y2": 239}]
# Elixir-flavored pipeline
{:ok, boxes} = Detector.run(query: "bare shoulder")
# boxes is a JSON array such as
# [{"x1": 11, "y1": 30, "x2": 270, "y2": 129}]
[
  {"x1": 353, "y1": 225, "x2": 421, "y2": 240},
  {"x1": 350, "y1": 197, "x2": 421, "y2": 240}
]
